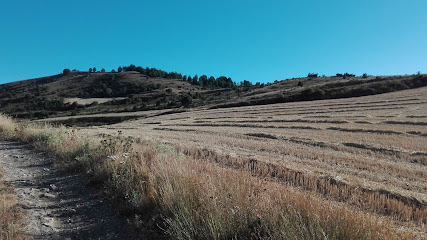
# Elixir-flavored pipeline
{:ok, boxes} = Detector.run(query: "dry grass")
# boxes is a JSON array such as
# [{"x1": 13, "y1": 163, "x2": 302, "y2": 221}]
[
  {"x1": 75, "y1": 87, "x2": 427, "y2": 237},
  {"x1": 150, "y1": 149, "x2": 402, "y2": 240},
  {"x1": 0, "y1": 115, "x2": 28, "y2": 239},
  {"x1": 1, "y1": 113, "x2": 421, "y2": 239},
  {"x1": 0, "y1": 165, "x2": 27, "y2": 240},
  {"x1": 173, "y1": 146, "x2": 427, "y2": 224}
]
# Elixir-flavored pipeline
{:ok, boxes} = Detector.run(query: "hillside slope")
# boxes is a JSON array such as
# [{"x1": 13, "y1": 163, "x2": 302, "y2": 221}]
[
  {"x1": 0, "y1": 71, "x2": 234, "y2": 119},
  {"x1": 0, "y1": 70, "x2": 425, "y2": 121}
]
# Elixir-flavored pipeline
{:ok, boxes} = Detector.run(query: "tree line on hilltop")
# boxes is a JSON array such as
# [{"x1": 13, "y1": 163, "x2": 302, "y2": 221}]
[
  {"x1": 63, "y1": 64, "x2": 264, "y2": 90},
  {"x1": 121, "y1": 64, "x2": 241, "y2": 90}
]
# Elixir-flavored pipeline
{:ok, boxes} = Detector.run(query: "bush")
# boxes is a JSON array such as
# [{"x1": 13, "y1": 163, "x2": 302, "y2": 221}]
[
  {"x1": 63, "y1": 69, "x2": 71, "y2": 75},
  {"x1": 300, "y1": 88, "x2": 325, "y2": 101},
  {"x1": 180, "y1": 94, "x2": 193, "y2": 107}
]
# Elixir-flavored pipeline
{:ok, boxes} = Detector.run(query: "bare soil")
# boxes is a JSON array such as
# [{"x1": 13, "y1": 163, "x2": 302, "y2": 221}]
[
  {"x1": 0, "y1": 141, "x2": 141, "y2": 240},
  {"x1": 64, "y1": 97, "x2": 126, "y2": 105}
]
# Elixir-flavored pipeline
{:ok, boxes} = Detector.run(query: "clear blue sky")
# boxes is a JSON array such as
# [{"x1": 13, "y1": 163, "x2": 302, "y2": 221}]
[{"x1": 1, "y1": 0, "x2": 426, "y2": 84}]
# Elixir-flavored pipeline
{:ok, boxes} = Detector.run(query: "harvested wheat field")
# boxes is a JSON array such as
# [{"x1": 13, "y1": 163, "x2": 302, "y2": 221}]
[{"x1": 79, "y1": 86, "x2": 427, "y2": 237}]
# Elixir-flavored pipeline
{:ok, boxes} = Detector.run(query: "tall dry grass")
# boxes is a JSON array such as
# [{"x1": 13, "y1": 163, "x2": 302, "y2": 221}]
[
  {"x1": 175, "y1": 146, "x2": 427, "y2": 225},
  {"x1": 0, "y1": 113, "x2": 418, "y2": 239},
  {"x1": 0, "y1": 165, "x2": 27, "y2": 240}
]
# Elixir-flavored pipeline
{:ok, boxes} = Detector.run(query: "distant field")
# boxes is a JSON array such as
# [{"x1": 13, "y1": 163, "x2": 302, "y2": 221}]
[
  {"x1": 64, "y1": 97, "x2": 126, "y2": 105},
  {"x1": 78, "y1": 86, "x2": 427, "y2": 235}
]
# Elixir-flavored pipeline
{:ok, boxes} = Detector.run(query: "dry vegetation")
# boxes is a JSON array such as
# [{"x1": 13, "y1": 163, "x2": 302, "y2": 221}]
[
  {"x1": 0, "y1": 118, "x2": 26, "y2": 239},
  {"x1": 0, "y1": 165, "x2": 27, "y2": 240},
  {"x1": 0, "y1": 116, "x2": 27, "y2": 240},
  {"x1": 83, "y1": 86, "x2": 427, "y2": 238},
  {"x1": 1, "y1": 86, "x2": 426, "y2": 239}
]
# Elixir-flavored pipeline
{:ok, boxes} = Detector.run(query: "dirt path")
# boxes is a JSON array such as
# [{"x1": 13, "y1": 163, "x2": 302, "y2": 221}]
[{"x1": 0, "y1": 141, "x2": 139, "y2": 240}]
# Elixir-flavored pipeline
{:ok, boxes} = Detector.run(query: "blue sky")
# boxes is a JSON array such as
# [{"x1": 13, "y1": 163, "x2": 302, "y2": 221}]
[{"x1": 0, "y1": 0, "x2": 426, "y2": 84}]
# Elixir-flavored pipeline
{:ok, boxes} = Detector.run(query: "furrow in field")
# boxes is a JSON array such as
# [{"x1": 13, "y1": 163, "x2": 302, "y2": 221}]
[
  {"x1": 90, "y1": 86, "x2": 427, "y2": 232},
  {"x1": 151, "y1": 126, "x2": 427, "y2": 190},
  {"x1": 164, "y1": 123, "x2": 323, "y2": 130},
  {"x1": 173, "y1": 144, "x2": 427, "y2": 225},
  {"x1": 203, "y1": 99, "x2": 424, "y2": 117}
]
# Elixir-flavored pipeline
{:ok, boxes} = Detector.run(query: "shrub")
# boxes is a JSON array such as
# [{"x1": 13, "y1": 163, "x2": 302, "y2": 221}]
[
  {"x1": 180, "y1": 94, "x2": 193, "y2": 107},
  {"x1": 63, "y1": 68, "x2": 71, "y2": 75}
]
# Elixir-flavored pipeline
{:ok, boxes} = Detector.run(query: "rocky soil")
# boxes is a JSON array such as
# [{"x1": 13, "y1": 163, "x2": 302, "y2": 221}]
[{"x1": 0, "y1": 141, "x2": 142, "y2": 240}]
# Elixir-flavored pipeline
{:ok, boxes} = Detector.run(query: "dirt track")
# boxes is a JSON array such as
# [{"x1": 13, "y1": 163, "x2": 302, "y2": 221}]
[{"x1": 0, "y1": 141, "x2": 137, "y2": 240}]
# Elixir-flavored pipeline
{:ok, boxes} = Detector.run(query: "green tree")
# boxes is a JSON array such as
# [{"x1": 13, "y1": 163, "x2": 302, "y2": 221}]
[
  {"x1": 192, "y1": 74, "x2": 199, "y2": 85},
  {"x1": 93, "y1": 67, "x2": 97, "y2": 72},
  {"x1": 127, "y1": 64, "x2": 136, "y2": 71},
  {"x1": 101, "y1": 68, "x2": 106, "y2": 72},
  {"x1": 208, "y1": 76, "x2": 215, "y2": 88},
  {"x1": 180, "y1": 94, "x2": 193, "y2": 107},
  {"x1": 62, "y1": 69, "x2": 71, "y2": 75},
  {"x1": 199, "y1": 75, "x2": 208, "y2": 87},
  {"x1": 89, "y1": 68, "x2": 92, "y2": 73},
  {"x1": 242, "y1": 80, "x2": 252, "y2": 88}
]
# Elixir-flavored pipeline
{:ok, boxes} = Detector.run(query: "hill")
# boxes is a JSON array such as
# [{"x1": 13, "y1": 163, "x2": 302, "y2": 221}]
[
  {"x1": 0, "y1": 68, "x2": 426, "y2": 123},
  {"x1": 1, "y1": 70, "x2": 426, "y2": 238}
]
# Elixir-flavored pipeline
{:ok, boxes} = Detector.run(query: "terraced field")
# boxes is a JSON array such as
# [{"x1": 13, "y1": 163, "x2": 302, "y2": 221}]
[{"x1": 83, "y1": 86, "x2": 427, "y2": 235}]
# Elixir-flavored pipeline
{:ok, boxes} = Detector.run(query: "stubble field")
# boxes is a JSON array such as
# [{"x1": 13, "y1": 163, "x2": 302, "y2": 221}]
[{"x1": 83, "y1": 86, "x2": 427, "y2": 236}]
